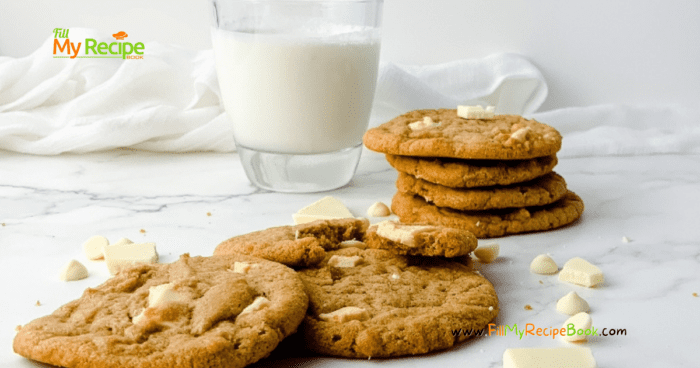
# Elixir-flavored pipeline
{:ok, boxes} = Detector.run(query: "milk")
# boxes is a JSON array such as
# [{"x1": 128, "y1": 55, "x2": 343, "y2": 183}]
[{"x1": 212, "y1": 28, "x2": 381, "y2": 154}]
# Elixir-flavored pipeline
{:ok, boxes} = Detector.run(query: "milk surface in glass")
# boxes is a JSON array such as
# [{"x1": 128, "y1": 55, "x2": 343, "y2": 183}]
[{"x1": 212, "y1": 27, "x2": 380, "y2": 154}]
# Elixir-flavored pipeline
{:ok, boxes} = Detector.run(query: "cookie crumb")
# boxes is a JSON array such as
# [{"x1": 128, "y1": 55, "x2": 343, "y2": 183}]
[
  {"x1": 622, "y1": 236, "x2": 631, "y2": 243},
  {"x1": 524, "y1": 304, "x2": 533, "y2": 311},
  {"x1": 35, "y1": 300, "x2": 41, "y2": 306},
  {"x1": 693, "y1": 292, "x2": 698, "y2": 297},
  {"x1": 140, "y1": 229, "x2": 146, "y2": 234},
  {"x1": 2, "y1": 223, "x2": 5, "y2": 226},
  {"x1": 207, "y1": 212, "x2": 212, "y2": 216},
  {"x1": 539, "y1": 280, "x2": 543, "y2": 284}
]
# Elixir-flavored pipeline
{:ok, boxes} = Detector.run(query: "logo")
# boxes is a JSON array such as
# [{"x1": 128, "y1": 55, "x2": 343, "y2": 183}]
[
  {"x1": 52, "y1": 28, "x2": 145, "y2": 60},
  {"x1": 112, "y1": 31, "x2": 128, "y2": 40}
]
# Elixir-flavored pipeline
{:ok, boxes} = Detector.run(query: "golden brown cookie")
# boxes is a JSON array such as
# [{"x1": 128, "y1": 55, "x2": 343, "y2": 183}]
[
  {"x1": 298, "y1": 247, "x2": 498, "y2": 358},
  {"x1": 214, "y1": 218, "x2": 370, "y2": 268},
  {"x1": 392, "y1": 191, "x2": 584, "y2": 238},
  {"x1": 363, "y1": 220, "x2": 477, "y2": 257},
  {"x1": 396, "y1": 172, "x2": 568, "y2": 210},
  {"x1": 363, "y1": 109, "x2": 562, "y2": 159},
  {"x1": 13, "y1": 254, "x2": 308, "y2": 368},
  {"x1": 386, "y1": 154, "x2": 558, "y2": 188}
]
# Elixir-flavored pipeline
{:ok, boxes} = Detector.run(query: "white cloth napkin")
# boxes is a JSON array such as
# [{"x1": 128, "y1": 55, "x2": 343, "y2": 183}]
[{"x1": 1, "y1": 29, "x2": 697, "y2": 157}]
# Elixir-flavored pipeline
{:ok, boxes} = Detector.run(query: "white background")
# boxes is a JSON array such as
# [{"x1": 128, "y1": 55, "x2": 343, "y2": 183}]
[{"x1": 0, "y1": 0, "x2": 698, "y2": 112}]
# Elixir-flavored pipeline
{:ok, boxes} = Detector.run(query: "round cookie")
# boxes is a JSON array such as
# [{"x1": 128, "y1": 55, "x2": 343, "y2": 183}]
[
  {"x1": 298, "y1": 248, "x2": 499, "y2": 358},
  {"x1": 363, "y1": 109, "x2": 562, "y2": 159},
  {"x1": 13, "y1": 254, "x2": 308, "y2": 368},
  {"x1": 214, "y1": 218, "x2": 369, "y2": 268},
  {"x1": 386, "y1": 154, "x2": 558, "y2": 188},
  {"x1": 396, "y1": 172, "x2": 568, "y2": 210},
  {"x1": 392, "y1": 191, "x2": 584, "y2": 238}
]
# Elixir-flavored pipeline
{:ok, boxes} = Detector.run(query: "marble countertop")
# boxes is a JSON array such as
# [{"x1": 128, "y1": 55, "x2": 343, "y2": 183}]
[{"x1": 1, "y1": 148, "x2": 698, "y2": 367}]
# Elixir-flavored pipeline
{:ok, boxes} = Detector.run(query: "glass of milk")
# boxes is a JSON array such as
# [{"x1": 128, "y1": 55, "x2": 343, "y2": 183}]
[{"x1": 211, "y1": 0, "x2": 383, "y2": 192}]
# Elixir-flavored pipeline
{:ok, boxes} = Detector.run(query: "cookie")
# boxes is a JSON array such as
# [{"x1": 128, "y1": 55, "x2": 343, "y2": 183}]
[
  {"x1": 396, "y1": 172, "x2": 568, "y2": 210},
  {"x1": 214, "y1": 218, "x2": 370, "y2": 268},
  {"x1": 298, "y1": 247, "x2": 499, "y2": 358},
  {"x1": 363, "y1": 109, "x2": 562, "y2": 159},
  {"x1": 13, "y1": 253, "x2": 308, "y2": 368},
  {"x1": 363, "y1": 220, "x2": 477, "y2": 257},
  {"x1": 386, "y1": 154, "x2": 558, "y2": 188},
  {"x1": 392, "y1": 191, "x2": 584, "y2": 238}
]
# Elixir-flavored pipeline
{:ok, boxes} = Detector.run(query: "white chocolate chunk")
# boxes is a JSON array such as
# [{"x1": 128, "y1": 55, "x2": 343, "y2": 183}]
[
  {"x1": 408, "y1": 116, "x2": 440, "y2": 130},
  {"x1": 622, "y1": 236, "x2": 631, "y2": 243},
  {"x1": 339, "y1": 239, "x2": 367, "y2": 249},
  {"x1": 366, "y1": 201, "x2": 391, "y2": 217},
  {"x1": 503, "y1": 347, "x2": 597, "y2": 368},
  {"x1": 529, "y1": 254, "x2": 558, "y2": 274},
  {"x1": 509, "y1": 127, "x2": 532, "y2": 142},
  {"x1": 556, "y1": 291, "x2": 590, "y2": 315},
  {"x1": 473, "y1": 243, "x2": 500, "y2": 263},
  {"x1": 328, "y1": 255, "x2": 363, "y2": 268},
  {"x1": 457, "y1": 105, "x2": 496, "y2": 119},
  {"x1": 132, "y1": 309, "x2": 146, "y2": 325},
  {"x1": 104, "y1": 242, "x2": 158, "y2": 275},
  {"x1": 58, "y1": 260, "x2": 88, "y2": 281},
  {"x1": 561, "y1": 312, "x2": 593, "y2": 342},
  {"x1": 375, "y1": 220, "x2": 433, "y2": 247},
  {"x1": 558, "y1": 257, "x2": 604, "y2": 287},
  {"x1": 240, "y1": 296, "x2": 271, "y2": 315},
  {"x1": 319, "y1": 306, "x2": 369, "y2": 323},
  {"x1": 82, "y1": 235, "x2": 109, "y2": 260},
  {"x1": 391, "y1": 273, "x2": 400, "y2": 280},
  {"x1": 293, "y1": 196, "x2": 354, "y2": 225},
  {"x1": 232, "y1": 262, "x2": 258, "y2": 274},
  {"x1": 148, "y1": 283, "x2": 186, "y2": 308}
]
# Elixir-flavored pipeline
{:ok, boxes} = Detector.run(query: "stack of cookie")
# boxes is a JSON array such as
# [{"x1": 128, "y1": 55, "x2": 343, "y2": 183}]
[{"x1": 363, "y1": 108, "x2": 584, "y2": 238}]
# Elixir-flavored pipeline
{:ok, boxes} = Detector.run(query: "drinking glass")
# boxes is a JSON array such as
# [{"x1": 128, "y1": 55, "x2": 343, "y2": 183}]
[{"x1": 211, "y1": 0, "x2": 383, "y2": 192}]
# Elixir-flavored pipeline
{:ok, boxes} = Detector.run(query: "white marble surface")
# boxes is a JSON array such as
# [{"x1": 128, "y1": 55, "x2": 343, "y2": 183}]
[{"x1": 1, "y1": 148, "x2": 699, "y2": 367}]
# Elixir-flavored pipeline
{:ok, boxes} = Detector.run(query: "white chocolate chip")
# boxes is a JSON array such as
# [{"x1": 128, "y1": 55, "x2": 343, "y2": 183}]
[
  {"x1": 339, "y1": 239, "x2": 367, "y2": 249},
  {"x1": 328, "y1": 255, "x2": 363, "y2": 268},
  {"x1": 408, "y1": 116, "x2": 440, "y2": 131},
  {"x1": 366, "y1": 201, "x2": 391, "y2": 217},
  {"x1": 82, "y1": 235, "x2": 109, "y2": 260},
  {"x1": 103, "y1": 242, "x2": 158, "y2": 275},
  {"x1": 148, "y1": 283, "x2": 186, "y2": 308},
  {"x1": 488, "y1": 306, "x2": 494, "y2": 311},
  {"x1": 457, "y1": 105, "x2": 496, "y2": 119},
  {"x1": 318, "y1": 306, "x2": 369, "y2": 323},
  {"x1": 132, "y1": 309, "x2": 146, "y2": 325},
  {"x1": 561, "y1": 312, "x2": 593, "y2": 342},
  {"x1": 622, "y1": 236, "x2": 631, "y2": 243},
  {"x1": 503, "y1": 347, "x2": 597, "y2": 368},
  {"x1": 375, "y1": 221, "x2": 433, "y2": 247},
  {"x1": 556, "y1": 291, "x2": 590, "y2": 315},
  {"x1": 292, "y1": 196, "x2": 354, "y2": 225},
  {"x1": 473, "y1": 243, "x2": 500, "y2": 263},
  {"x1": 58, "y1": 260, "x2": 88, "y2": 281},
  {"x1": 232, "y1": 262, "x2": 257, "y2": 274},
  {"x1": 529, "y1": 254, "x2": 558, "y2": 274},
  {"x1": 240, "y1": 296, "x2": 270, "y2": 315},
  {"x1": 558, "y1": 257, "x2": 604, "y2": 287},
  {"x1": 509, "y1": 127, "x2": 532, "y2": 142}
]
